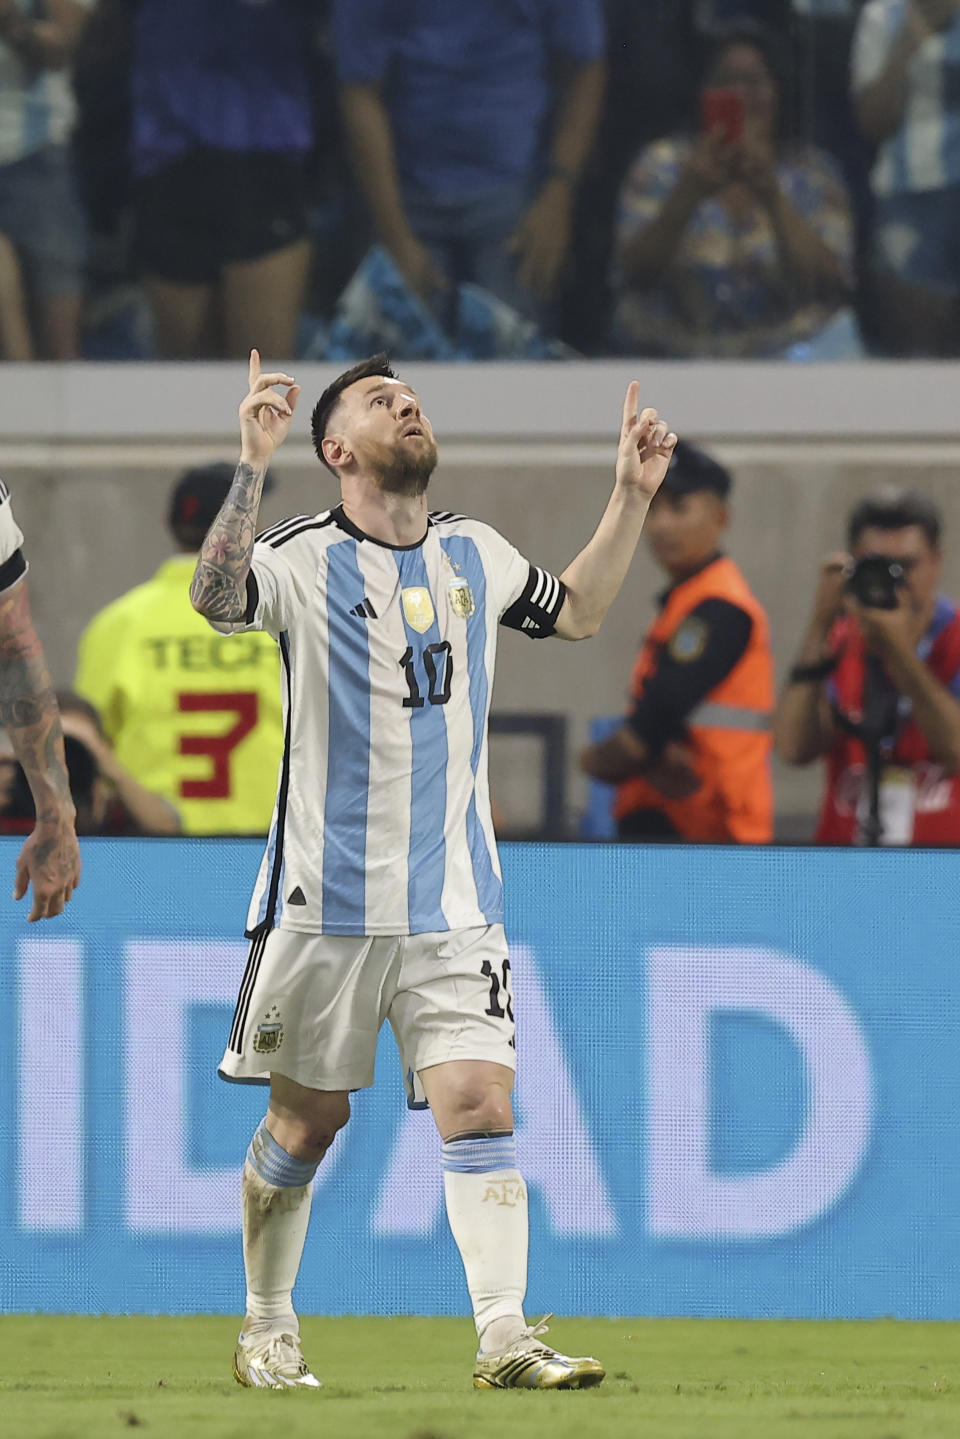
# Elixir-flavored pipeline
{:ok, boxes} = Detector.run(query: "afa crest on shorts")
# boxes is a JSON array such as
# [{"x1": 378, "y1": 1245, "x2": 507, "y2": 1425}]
[
  {"x1": 448, "y1": 578, "x2": 475, "y2": 619},
  {"x1": 402, "y1": 587, "x2": 435, "y2": 633},
  {"x1": 252, "y1": 1006, "x2": 284, "y2": 1055}
]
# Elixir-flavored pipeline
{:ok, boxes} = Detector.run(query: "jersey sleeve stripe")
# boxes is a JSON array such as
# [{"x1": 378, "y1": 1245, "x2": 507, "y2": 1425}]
[
  {"x1": 0, "y1": 548, "x2": 26, "y2": 594},
  {"x1": 244, "y1": 570, "x2": 260, "y2": 625},
  {"x1": 256, "y1": 514, "x2": 311, "y2": 545},
  {"x1": 0, "y1": 480, "x2": 9, "y2": 501},
  {"x1": 500, "y1": 562, "x2": 566, "y2": 638},
  {"x1": 270, "y1": 515, "x2": 337, "y2": 549}
]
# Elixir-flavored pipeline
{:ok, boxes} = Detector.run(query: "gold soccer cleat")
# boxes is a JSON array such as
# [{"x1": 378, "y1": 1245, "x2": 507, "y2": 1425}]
[
  {"x1": 473, "y1": 1314, "x2": 605, "y2": 1390},
  {"x1": 232, "y1": 1329, "x2": 322, "y2": 1390}
]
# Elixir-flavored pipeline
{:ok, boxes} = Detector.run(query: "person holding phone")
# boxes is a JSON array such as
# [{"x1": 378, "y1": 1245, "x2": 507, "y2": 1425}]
[{"x1": 611, "y1": 19, "x2": 858, "y2": 358}]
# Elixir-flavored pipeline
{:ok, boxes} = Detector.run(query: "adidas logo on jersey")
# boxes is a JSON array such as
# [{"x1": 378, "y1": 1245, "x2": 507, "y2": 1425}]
[{"x1": 349, "y1": 597, "x2": 379, "y2": 619}]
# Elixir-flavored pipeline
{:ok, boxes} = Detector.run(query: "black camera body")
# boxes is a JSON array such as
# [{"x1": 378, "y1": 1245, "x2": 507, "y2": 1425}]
[{"x1": 845, "y1": 553, "x2": 907, "y2": 610}]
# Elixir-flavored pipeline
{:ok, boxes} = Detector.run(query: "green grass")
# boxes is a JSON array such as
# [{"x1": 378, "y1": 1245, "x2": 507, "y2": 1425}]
[{"x1": 1, "y1": 1316, "x2": 958, "y2": 1439}]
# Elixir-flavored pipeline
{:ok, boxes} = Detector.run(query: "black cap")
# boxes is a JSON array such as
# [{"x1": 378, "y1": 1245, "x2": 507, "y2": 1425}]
[
  {"x1": 168, "y1": 463, "x2": 274, "y2": 546},
  {"x1": 659, "y1": 440, "x2": 732, "y2": 500}
]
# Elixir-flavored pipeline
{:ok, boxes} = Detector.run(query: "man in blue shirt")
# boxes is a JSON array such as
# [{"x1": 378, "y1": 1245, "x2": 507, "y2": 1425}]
[{"x1": 335, "y1": 0, "x2": 605, "y2": 327}]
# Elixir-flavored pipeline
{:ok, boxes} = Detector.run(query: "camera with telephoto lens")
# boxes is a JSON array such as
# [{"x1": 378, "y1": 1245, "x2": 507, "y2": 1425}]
[{"x1": 844, "y1": 553, "x2": 907, "y2": 610}]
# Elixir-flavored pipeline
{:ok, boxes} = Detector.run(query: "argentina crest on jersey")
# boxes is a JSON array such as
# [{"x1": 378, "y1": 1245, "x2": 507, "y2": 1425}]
[{"x1": 448, "y1": 577, "x2": 475, "y2": 618}]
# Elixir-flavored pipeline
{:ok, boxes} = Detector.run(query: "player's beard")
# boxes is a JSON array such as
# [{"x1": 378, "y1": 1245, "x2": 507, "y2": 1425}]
[{"x1": 370, "y1": 435, "x2": 439, "y2": 497}]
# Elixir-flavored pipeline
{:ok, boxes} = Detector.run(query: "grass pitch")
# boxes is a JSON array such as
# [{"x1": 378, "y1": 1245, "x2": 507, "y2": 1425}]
[{"x1": 2, "y1": 1315, "x2": 958, "y2": 1439}]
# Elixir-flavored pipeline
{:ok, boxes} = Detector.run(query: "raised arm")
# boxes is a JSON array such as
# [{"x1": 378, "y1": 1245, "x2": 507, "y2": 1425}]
[
  {"x1": 554, "y1": 382, "x2": 676, "y2": 641},
  {"x1": 0, "y1": 577, "x2": 80, "y2": 919},
  {"x1": 853, "y1": 1, "x2": 935, "y2": 143},
  {"x1": 190, "y1": 350, "x2": 299, "y2": 621}
]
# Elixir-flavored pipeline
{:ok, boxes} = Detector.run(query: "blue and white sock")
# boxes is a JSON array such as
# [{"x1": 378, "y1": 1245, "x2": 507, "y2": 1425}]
[
  {"x1": 242, "y1": 1119, "x2": 319, "y2": 1330},
  {"x1": 441, "y1": 1132, "x2": 528, "y2": 1353}
]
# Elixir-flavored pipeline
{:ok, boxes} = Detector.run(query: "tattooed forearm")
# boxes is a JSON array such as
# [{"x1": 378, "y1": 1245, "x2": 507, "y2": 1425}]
[
  {"x1": 190, "y1": 460, "x2": 266, "y2": 620},
  {"x1": 0, "y1": 580, "x2": 73, "y2": 821}
]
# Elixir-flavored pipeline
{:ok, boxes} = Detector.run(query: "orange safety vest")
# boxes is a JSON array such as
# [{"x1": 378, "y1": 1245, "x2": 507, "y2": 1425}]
[{"x1": 613, "y1": 556, "x2": 774, "y2": 842}]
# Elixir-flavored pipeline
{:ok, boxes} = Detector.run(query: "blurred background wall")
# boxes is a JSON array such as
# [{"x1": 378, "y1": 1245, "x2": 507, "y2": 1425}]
[{"x1": 7, "y1": 360, "x2": 960, "y2": 838}]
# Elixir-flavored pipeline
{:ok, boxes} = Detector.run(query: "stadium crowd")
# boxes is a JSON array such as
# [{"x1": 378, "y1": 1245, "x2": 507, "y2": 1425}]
[{"x1": 1, "y1": 0, "x2": 959, "y2": 360}]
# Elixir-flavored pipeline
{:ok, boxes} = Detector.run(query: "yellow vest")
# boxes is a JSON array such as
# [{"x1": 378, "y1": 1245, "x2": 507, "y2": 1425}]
[{"x1": 75, "y1": 555, "x2": 282, "y2": 835}]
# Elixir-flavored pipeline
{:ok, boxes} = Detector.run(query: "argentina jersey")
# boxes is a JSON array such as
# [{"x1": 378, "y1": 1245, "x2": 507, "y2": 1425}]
[
  {"x1": 211, "y1": 506, "x2": 566, "y2": 937},
  {"x1": 853, "y1": 1, "x2": 960, "y2": 196},
  {"x1": 0, "y1": 479, "x2": 27, "y2": 594}
]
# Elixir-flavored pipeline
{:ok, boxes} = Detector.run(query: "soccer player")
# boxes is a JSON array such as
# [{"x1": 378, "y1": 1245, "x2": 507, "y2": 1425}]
[
  {"x1": 190, "y1": 350, "x2": 676, "y2": 1391},
  {"x1": 0, "y1": 481, "x2": 80, "y2": 918}
]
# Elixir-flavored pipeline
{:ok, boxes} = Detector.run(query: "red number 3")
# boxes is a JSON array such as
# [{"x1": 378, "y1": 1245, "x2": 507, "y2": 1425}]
[{"x1": 177, "y1": 692, "x2": 259, "y2": 799}]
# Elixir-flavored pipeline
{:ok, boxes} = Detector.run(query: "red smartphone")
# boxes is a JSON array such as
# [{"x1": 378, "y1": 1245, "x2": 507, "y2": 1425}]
[{"x1": 701, "y1": 87, "x2": 744, "y2": 146}]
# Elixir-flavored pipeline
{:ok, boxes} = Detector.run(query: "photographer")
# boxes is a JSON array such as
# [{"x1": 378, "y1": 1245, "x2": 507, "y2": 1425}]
[
  {"x1": 775, "y1": 489, "x2": 960, "y2": 844},
  {"x1": 0, "y1": 691, "x2": 180, "y2": 836}
]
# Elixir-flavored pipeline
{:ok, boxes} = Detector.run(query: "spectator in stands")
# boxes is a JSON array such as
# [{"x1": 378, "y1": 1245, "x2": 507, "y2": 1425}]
[
  {"x1": 0, "y1": 0, "x2": 92, "y2": 359},
  {"x1": 0, "y1": 691, "x2": 181, "y2": 835},
  {"x1": 125, "y1": 0, "x2": 317, "y2": 359},
  {"x1": 775, "y1": 489, "x2": 960, "y2": 844},
  {"x1": 852, "y1": 0, "x2": 960, "y2": 355},
  {"x1": 560, "y1": 0, "x2": 699, "y2": 353},
  {"x1": 74, "y1": 464, "x2": 284, "y2": 835},
  {"x1": 0, "y1": 231, "x2": 30, "y2": 359},
  {"x1": 579, "y1": 442, "x2": 774, "y2": 843},
  {"x1": 612, "y1": 20, "x2": 858, "y2": 358},
  {"x1": 334, "y1": 0, "x2": 606, "y2": 330}
]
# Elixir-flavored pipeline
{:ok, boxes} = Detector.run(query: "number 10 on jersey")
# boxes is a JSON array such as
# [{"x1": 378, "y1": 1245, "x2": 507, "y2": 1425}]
[{"x1": 398, "y1": 642, "x2": 453, "y2": 708}]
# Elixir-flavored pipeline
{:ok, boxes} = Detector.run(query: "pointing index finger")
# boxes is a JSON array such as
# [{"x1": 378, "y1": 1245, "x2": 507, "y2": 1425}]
[
  {"x1": 622, "y1": 380, "x2": 639, "y2": 434},
  {"x1": 248, "y1": 348, "x2": 261, "y2": 391}
]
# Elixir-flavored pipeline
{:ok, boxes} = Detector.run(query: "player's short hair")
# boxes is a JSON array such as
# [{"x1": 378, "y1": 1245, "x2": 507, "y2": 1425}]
[
  {"x1": 311, "y1": 353, "x2": 397, "y2": 474},
  {"x1": 847, "y1": 488, "x2": 943, "y2": 551}
]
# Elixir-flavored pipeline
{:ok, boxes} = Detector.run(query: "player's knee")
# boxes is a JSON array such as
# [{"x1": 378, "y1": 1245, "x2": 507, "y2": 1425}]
[
  {"x1": 269, "y1": 1093, "x2": 350, "y2": 1159},
  {"x1": 444, "y1": 1078, "x2": 513, "y2": 1134},
  {"x1": 299, "y1": 1094, "x2": 350, "y2": 1155}
]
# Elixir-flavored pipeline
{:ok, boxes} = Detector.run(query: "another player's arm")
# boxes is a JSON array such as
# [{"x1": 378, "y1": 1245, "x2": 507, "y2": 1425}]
[
  {"x1": 554, "y1": 383, "x2": 676, "y2": 641},
  {"x1": 190, "y1": 350, "x2": 300, "y2": 622},
  {"x1": 0, "y1": 576, "x2": 80, "y2": 919}
]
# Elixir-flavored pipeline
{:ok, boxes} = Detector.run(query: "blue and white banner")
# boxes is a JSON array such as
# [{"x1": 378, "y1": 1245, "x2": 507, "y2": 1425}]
[{"x1": 1, "y1": 839, "x2": 957, "y2": 1318}]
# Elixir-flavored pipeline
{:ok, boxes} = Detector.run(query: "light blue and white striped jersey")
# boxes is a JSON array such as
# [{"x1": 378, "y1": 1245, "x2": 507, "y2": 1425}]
[
  {"x1": 0, "y1": 1, "x2": 95, "y2": 166},
  {"x1": 0, "y1": 480, "x2": 27, "y2": 594},
  {"x1": 212, "y1": 506, "x2": 566, "y2": 937},
  {"x1": 852, "y1": 0, "x2": 960, "y2": 197}
]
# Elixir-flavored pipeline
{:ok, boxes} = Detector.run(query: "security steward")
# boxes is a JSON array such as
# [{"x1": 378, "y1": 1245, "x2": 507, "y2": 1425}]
[
  {"x1": 74, "y1": 464, "x2": 284, "y2": 835},
  {"x1": 579, "y1": 441, "x2": 774, "y2": 842}
]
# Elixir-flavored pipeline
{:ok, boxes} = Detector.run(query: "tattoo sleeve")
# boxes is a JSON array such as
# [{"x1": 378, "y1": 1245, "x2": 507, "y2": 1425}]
[
  {"x1": 0, "y1": 579, "x2": 72, "y2": 822},
  {"x1": 189, "y1": 461, "x2": 266, "y2": 621}
]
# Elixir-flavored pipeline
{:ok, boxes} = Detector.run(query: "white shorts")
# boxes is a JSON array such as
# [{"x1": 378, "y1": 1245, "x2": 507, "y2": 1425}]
[{"x1": 218, "y1": 923, "x2": 515, "y2": 1107}]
